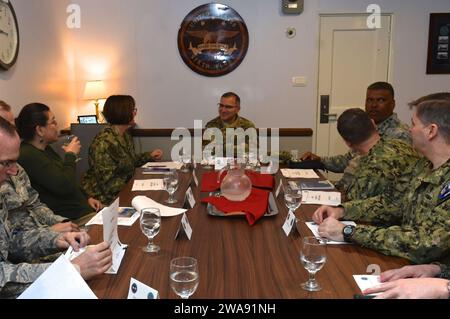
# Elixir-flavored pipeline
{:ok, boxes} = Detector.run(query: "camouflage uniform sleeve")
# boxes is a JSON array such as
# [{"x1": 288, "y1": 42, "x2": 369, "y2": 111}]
[
  {"x1": 0, "y1": 261, "x2": 51, "y2": 295},
  {"x1": 20, "y1": 169, "x2": 65, "y2": 226},
  {"x1": 8, "y1": 229, "x2": 60, "y2": 263},
  {"x1": 321, "y1": 151, "x2": 355, "y2": 173},
  {"x1": 342, "y1": 195, "x2": 403, "y2": 225},
  {"x1": 351, "y1": 204, "x2": 450, "y2": 264}
]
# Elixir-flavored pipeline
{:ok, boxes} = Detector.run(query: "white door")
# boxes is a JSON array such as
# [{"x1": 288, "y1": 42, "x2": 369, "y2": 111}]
[{"x1": 315, "y1": 14, "x2": 392, "y2": 160}]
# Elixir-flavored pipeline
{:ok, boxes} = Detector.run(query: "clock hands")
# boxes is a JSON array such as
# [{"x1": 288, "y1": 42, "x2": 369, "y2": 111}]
[{"x1": 0, "y1": 29, "x2": 9, "y2": 36}]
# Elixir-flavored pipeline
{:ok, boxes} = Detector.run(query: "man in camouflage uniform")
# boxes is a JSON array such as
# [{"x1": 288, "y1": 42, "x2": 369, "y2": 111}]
[
  {"x1": 204, "y1": 92, "x2": 256, "y2": 157},
  {"x1": 0, "y1": 117, "x2": 112, "y2": 298},
  {"x1": 313, "y1": 99, "x2": 450, "y2": 264},
  {"x1": 0, "y1": 164, "x2": 80, "y2": 235},
  {"x1": 333, "y1": 108, "x2": 419, "y2": 200},
  {"x1": 301, "y1": 82, "x2": 411, "y2": 187}
]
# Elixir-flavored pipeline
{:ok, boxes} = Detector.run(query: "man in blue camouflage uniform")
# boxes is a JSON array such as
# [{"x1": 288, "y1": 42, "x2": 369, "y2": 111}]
[
  {"x1": 0, "y1": 117, "x2": 112, "y2": 298},
  {"x1": 313, "y1": 99, "x2": 450, "y2": 265},
  {"x1": 333, "y1": 108, "x2": 419, "y2": 201}
]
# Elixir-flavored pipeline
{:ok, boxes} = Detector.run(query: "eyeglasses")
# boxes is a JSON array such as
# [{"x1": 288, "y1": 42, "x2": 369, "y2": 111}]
[
  {"x1": 218, "y1": 103, "x2": 237, "y2": 110},
  {"x1": 0, "y1": 159, "x2": 18, "y2": 169}
]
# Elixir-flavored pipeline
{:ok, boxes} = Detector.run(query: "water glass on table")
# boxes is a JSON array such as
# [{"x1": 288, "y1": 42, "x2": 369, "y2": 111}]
[
  {"x1": 300, "y1": 236, "x2": 327, "y2": 291},
  {"x1": 283, "y1": 181, "x2": 302, "y2": 214},
  {"x1": 139, "y1": 207, "x2": 161, "y2": 254},
  {"x1": 163, "y1": 170, "x2": 179, "y2": 204},
  {"x1": 169, "y1": 257, "x2": 199, "y2": 299}
]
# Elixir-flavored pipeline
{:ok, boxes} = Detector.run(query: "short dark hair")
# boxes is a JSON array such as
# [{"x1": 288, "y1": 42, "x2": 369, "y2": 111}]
[
  {"x1": 337, "y1": 108, "x2": 376, "y2": 145},
  {"x1": 367, "y1": 82, "x2": 395, "y2": 98},
  {"x1": 0, "y1": 100, "x2": 11, "y2": 112},
  {"x1": 102, "y1": 95, "x2": 135, "y2": 125},
  {"x1": 416, "y1": 100, "x2": 450, "y2": 144},
  {"x1": 408, "y1": 92, "x2": 450, "y2": 109},
  {"x1": 15, "y1": 103, "x2": 50, "y2": 141},
  {"x1": 0, "y1": 116, "x2": 17, "y2": 137},
  {"x1": 221, "y1": 92, "x2": 240, "y2": 106}
]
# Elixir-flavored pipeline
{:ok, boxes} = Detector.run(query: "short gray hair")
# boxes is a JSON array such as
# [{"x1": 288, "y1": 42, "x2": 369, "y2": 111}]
[{"x1": 416, "y1": 100, "x2": 450, "y2": 144}]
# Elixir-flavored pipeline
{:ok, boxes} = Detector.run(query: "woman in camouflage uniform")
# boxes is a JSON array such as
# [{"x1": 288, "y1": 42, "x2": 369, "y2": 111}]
[{"x1": 82, "y1": 95, "x2": 163, "y2": 205}]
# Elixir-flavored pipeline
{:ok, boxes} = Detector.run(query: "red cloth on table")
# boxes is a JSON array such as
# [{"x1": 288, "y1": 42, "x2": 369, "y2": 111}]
[
  {"x1": 200, "y1": 170, "x2": 274, "y2": 192},
  {"x1": 202, "y1": 188, "x2": 270, "y2": 226}
]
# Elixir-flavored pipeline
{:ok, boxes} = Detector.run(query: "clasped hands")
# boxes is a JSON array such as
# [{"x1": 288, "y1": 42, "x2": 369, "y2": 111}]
[{"x1": 312, "y1": 205, "x2": 346, "y2": 242}]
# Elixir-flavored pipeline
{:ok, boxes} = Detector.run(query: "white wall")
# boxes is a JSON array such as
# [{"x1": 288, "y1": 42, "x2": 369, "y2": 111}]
[{"x1": 1, "y1": 0, "x2": 449, "y2": 131}]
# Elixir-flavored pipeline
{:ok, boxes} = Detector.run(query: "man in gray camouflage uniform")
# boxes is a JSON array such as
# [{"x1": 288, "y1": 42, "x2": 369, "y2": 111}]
[
  {"x1": 204, "y1": 92, "x2": 256, "y2": 157},
  {"x1": 334, "y1": 108, "x2": 419, "y2": 200},
  {"x1": 301, "y1": 82, "x2": 411, "y2": 187},
  {"x1": 313, "y1": 99, "x2": 450, "y2": 265},
  {"x1": 0, "y1": 117, "x2": 112, "y2": 298}
]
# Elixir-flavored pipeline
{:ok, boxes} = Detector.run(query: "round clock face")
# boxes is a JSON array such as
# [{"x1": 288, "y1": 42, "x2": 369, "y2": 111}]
[{"x1": 0, "y1": 1, "x2": 19, "y2": 70}]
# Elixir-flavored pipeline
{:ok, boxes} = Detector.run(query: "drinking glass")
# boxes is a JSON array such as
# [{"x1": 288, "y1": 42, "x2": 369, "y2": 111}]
[
  {"x1": 139, "y1": 207, "x2": 161, "y2": 253},
  {"x1": 163, "y1": 170, "x2": 179, "y2": 204},
  {"x1": 180, "y1": 154, "x2": 191, "y2": 173},
  {"x1": 203, "y1": 152, "x2": 214, "y2": 170},
  {"x1": 64, "y1": 135, "x2": 82, "y2": 163},
  {"x1": 300, "y1": 236, "x2": 327, "y2": 291},
  {"x1": 169, "y1": 257, "x2": 199, "y2": 299},
  {"x1": 283, "y1": 182, "x2": 302, "y2": 214}
]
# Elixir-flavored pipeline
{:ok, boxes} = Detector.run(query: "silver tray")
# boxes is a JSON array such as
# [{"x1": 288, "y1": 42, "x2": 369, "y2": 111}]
[{"x1": 206, "y1": 192, "x2": 279, "y2": 217}]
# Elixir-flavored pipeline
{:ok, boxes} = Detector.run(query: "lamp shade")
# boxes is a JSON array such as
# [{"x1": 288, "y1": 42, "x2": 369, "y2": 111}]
[{"x1": 83, "y1": 80, "x2": 106, "y2": 100}]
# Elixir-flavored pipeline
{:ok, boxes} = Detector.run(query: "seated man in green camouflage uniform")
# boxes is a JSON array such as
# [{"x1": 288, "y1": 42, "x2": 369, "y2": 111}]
[
  {"x1": 0, "y1": 117, "x2": 112, "y2": 298},
  {"x1": 362, "y1": 264, "x2": 450, "y2": 298},
  {"x1": 313, "y1": 99, "x2": 450, "y2": 264},
  {"x1": 204, "y1": 92, "x2": 256, "y2": 157},
  {"x1": 301, "y1": 82, "x2": 411, "y2": 188},
  {"x1": 334, "y1": 108, "x2": 419, "y2": 200}
]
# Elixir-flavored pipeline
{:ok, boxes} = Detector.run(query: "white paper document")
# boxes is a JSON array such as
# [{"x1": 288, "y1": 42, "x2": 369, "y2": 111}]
[
  {"x1": 305, "y1": 221, "x2": 356, "y2": 244},
  {"x1": 132, "y1": 179, "x2": 164, "y2": 191},
  {"x1": 127, "y1": 278, "x2": 159, "y2": 299},
  {"x1": 102, "y1": 198, "x2": 127, "y2": 274},
  {"x1": 18, "y1": 255, "x2": 97, "y2": 299},
  {"x1": 132, "y1": 195, "x2": 187, "y2": 217},
  {"x1": 353, "y1": 275, "x2": 381, "y2": 295},
  {"x1": 85, "y1": 207, "x2": 140, "y2": 227},
  {"x1": 302, "y1": 191, "x2": 341, "y2": 206},
  {"x1": 142, "y1": 161, "x2": 183, "y2": 170},
  {"x1": 281, "y1": 169, "x2": 319, "y2": 179}
]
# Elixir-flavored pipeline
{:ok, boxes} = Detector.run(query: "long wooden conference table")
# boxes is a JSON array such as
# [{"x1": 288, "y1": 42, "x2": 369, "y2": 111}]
[{"x1": 86, "y1": 167, "x2": 409, "y2": 299}]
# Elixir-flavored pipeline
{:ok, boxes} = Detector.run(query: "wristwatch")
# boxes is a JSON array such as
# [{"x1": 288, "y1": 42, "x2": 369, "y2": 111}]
[{"x1": 343, "y1": 225, "x2": 356, "y2": 243}]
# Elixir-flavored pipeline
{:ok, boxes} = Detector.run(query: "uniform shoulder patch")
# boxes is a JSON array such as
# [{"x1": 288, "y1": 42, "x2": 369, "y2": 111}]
[{"x1": 438, "y1": 182, "x2": 450, "y2": 205}]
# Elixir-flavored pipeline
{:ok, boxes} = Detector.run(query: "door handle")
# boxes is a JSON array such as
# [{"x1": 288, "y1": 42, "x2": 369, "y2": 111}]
[{"x1": 320, "y1": 95, "x2": 330, "y2": 124}]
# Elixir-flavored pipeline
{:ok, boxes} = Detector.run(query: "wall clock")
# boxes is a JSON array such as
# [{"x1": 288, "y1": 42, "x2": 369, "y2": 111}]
[
  {"x1": 178, "y1": 3, "x2": 249, "y2": 77},
  {"x1": 0, "y1": 0, "x2": 19, "y2": 70}
]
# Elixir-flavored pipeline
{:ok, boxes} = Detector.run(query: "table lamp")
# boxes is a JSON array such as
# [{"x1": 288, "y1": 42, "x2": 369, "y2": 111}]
[{"x1": 83, "y1": 80, "x2": 106, "y2": 122}]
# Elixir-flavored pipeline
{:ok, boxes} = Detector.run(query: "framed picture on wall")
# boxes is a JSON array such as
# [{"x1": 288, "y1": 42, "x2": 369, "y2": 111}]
[{"x1": 427, "y1": 13, "x2": 450, "y2": 74}]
